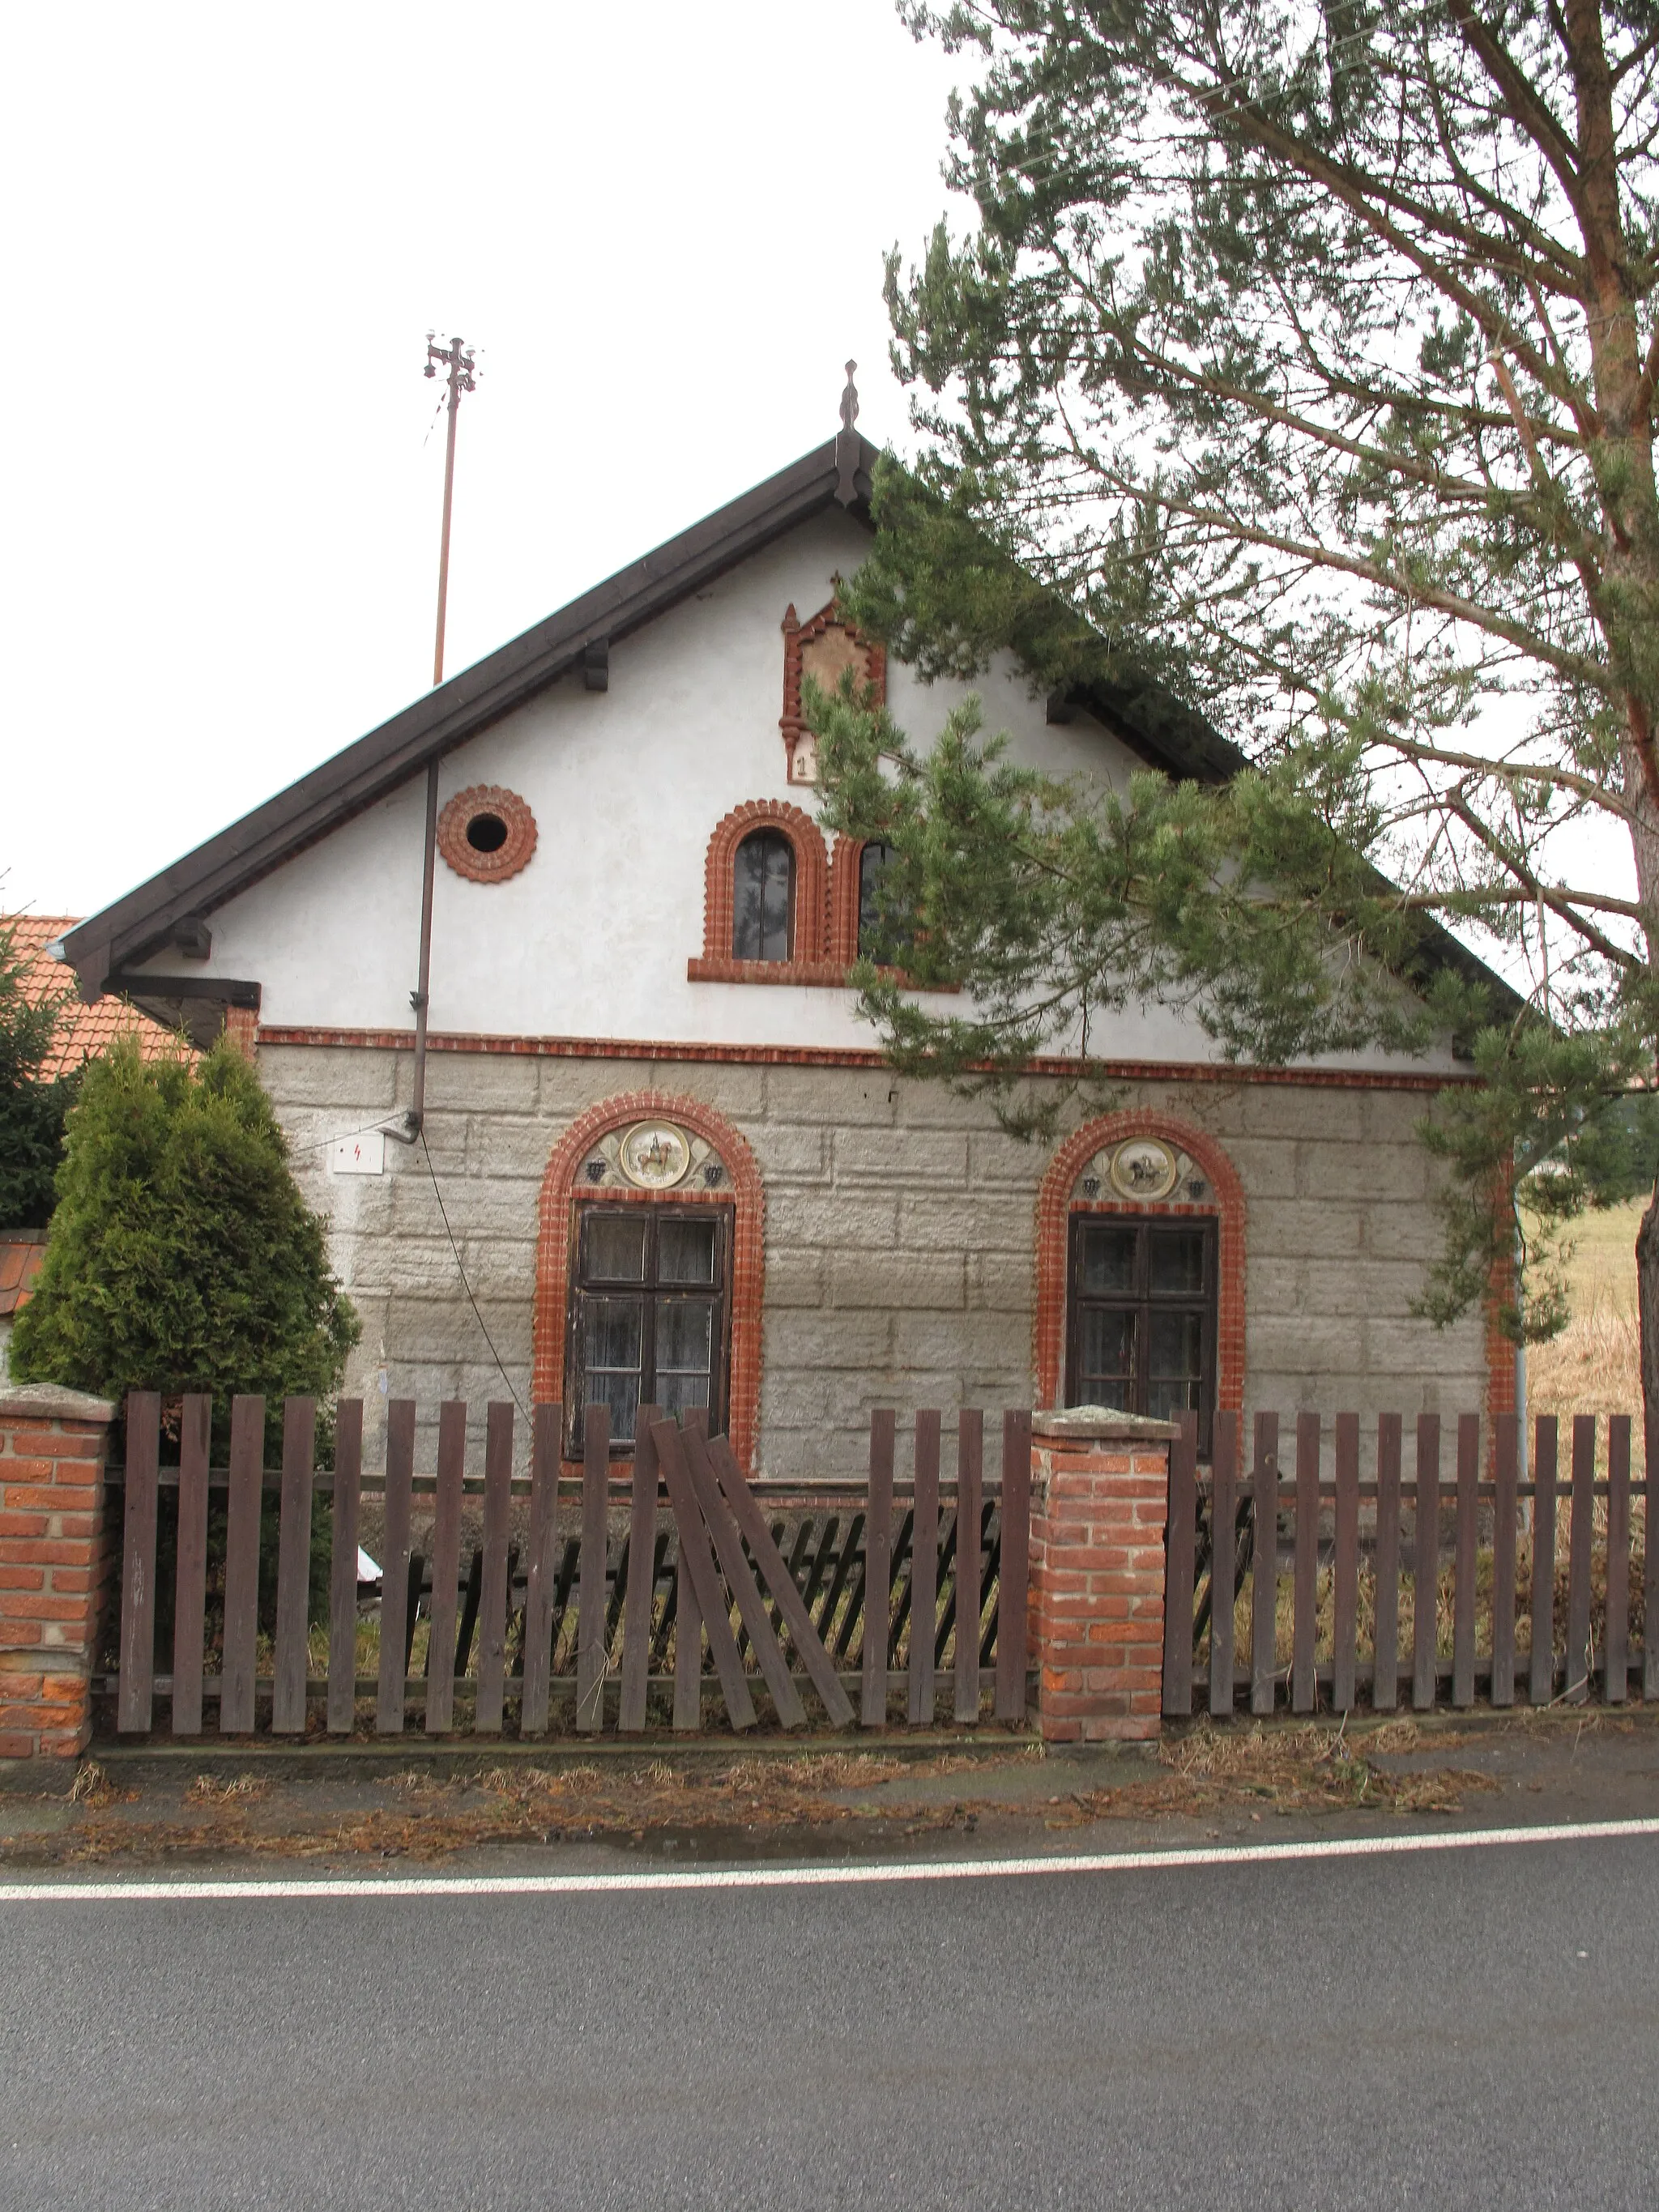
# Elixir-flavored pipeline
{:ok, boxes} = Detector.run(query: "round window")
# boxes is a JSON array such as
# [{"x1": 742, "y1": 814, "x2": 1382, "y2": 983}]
[{"x1": 437, "y1": 785, "x2": 537, "y2": 883}]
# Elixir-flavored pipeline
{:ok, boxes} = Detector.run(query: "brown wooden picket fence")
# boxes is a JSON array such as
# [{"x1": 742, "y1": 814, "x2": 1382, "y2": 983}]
[
  {"x1": 100, "y1": 1393, "x2": 1034, "y2": 1741},
  {"x1": 1165, "y1": 1409, "x2": 1653, "y2": 1715}
]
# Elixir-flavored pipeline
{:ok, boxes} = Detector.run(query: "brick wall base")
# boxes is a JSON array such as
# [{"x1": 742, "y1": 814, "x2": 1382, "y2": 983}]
[
  {"x1": 0, "y1": 1384, "x2": 115, "y2": 1769},
  {"x1": 1028, "y1": 1410, "x2": 1175, "y2": 1743}
]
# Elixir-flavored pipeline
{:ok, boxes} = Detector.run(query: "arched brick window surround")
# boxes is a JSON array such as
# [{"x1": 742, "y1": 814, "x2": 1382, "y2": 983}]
[
  {"x1": 828, "y1": 833, "x2": 864, "y2": 966},
  {"x1": 533, "y1": 1091, "x2": 766, "y2": 1474},
  {"x1": 690, "y1": 799, "x2": 830, "y2": 982},
  {"x1": 1034, "y1": 1110, "x2": 1247, "y2": 1422}
]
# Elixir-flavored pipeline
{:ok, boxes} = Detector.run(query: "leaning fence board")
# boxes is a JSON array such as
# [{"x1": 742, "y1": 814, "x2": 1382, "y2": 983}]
[
  {"x1": 1291, "y1": 1411, "x2": 1320, "y2": 1715},
  {"x1": 908, "y1": 1411, "x2": 941, "y2": 1727},
  {"x1": 1530, "y1": 1417, "x2": 1559, "y2": 1707},
  {"x1": 995, "y1": 1409, "x2": 1032, "y2": 1724},
  {"x1": 518, "y1": 1404, "x2": 561, "y2": 1737},
  {"x1": 271, "y1": 1396, "x2": 317, "y2": 1735},
  {"x1": 474, "y1": 1401, "x2": 514, "y2": 1734},
  {"x1": 1412, "y1": 1414, "x2": 1440, "y2": 1714},
  {"x1": 862, "y1": 1412, "x2": 896, "y2": 1727},
  {"x1": 1372, "y1": 1413, "x2": 1402, "y2": 1713},
  {"x1": 1491, "y1": 1412, "x2": 1518, "y2": 1709},
  {"x1": 1606, "y1": 1415, "x2": 1631, "y2": 1705},
  {"x1": 377, "y1": 1402, "x2": 416, "y2": 1735},
  {"x1": 171, "y1": 1393, "x2": 211, "y2": 1738},
  {"x1": 1163, "y1": 1413, "x2": 1199, "y2": 1718},
  {"x1": 574, "y1": 1405, "x2": 612, "y2": 1733},
  {"x1": 1209, "y1": 1411, "x2": 1239, "y2": 1720},
  {"x1": 326, "y1": 1399, "x2": 363, "y2": 1735},
  {"x1": 117, "y1": 1392, "x2": 161, "y2": 1734},
  {"x1": 954, "y1": 1411, "x2": 983, "y2": 1725},
  {"x1": 684, "y1": 1428, "x2": 804, "y2": 1730},
  {"x1": 1332, "y1": 1412, "x2": 1358, "y2": 1715},
  {"x1": 617, "y1": 1407, "x2": 663, "y2": 1735},
  {"x1": 424, "y1": 1402, "x2": 466, "y2": 1735},
  {"x1": 220, "y1": 1396, "x2": 265, "y2": 1734},
  {"x1": 1567, "y1": 1413, "x2": 1596, "y2": 1704},
  {"x1": 654, "y1": 1421, "x2": 754, "y2": 1731},
  {"x1": 1251, "y1": 1413, "x2": 1279, "y2": 1715},
  {"x1": 711, "y1": 1436, "x2": 855, "y2": 1730},
  {"x1": 1452, "y1": 1413, "x2": 1480, "y2": 1711}
]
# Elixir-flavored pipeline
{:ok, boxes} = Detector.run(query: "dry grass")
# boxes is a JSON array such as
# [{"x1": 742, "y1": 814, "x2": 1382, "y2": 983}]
[{"x1": 1526, "y1": 1197, "x2": 1641, "y2": 1427}]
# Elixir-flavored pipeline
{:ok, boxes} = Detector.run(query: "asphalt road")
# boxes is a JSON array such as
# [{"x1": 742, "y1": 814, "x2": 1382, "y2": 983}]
[{"x1": 2, "y1": 1834, "x2": 1656, "y2": 2210}]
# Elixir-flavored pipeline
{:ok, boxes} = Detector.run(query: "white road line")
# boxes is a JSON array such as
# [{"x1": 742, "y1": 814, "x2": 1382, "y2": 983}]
[{"x1": 0, "y1": 1816, "x2": 1656, "y2": 1901}]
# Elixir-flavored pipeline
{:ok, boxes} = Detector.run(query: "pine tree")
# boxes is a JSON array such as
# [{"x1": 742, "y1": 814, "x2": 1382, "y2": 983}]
[{"x1": 816, "y1": 2, "x2": 1659, "y2": 1421}]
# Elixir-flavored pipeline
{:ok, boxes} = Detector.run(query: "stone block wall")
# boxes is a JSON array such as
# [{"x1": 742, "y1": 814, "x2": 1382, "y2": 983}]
[{"x1": 262, "y1": 1041, "x2": 1491, "y2": 1477}]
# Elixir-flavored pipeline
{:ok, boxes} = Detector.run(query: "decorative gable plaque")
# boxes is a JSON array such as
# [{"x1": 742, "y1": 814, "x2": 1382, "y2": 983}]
[{"x1": 779, "y1": 597, "x2": 886, "y2": 786}]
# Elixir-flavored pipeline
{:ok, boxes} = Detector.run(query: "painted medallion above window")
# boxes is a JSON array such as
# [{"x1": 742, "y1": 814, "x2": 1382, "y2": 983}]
[
  {"x1": 437, "y1": 784, "x2": 538, "y2": 884},
  {"x1": 778, "y1": 598, "x2": 886, "y2": 787}
]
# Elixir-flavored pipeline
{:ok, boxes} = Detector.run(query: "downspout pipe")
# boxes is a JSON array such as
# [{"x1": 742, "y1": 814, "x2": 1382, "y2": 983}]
[{"x1": 389, "y1": 759, "x2": 440, "y2": 1144}]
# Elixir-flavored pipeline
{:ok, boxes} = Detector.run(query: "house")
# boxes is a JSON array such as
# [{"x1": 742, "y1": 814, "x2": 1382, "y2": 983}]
[{"x1": 51, "y1": 406, "x2": 1506, "y2": 1474}]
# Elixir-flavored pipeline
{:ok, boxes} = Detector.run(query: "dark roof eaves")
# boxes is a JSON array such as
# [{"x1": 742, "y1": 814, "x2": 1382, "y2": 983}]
[{"x1": 62, "y1": 435, "x2": 876, "y2": 986}]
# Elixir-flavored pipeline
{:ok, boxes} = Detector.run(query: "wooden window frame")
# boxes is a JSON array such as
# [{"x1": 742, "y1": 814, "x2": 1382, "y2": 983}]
[
  {"x1": 1064, "y1": 1213, "x2": 1219, "y2": 1453},
  {"x1": 564, "y1": 1201, "x2": 735, "y2": 1459}
]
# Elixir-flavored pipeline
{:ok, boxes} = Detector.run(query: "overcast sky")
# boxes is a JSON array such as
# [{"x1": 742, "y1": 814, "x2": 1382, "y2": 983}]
[{"x1": 2, "y1": 2, "x2": 965, "y2": 920}]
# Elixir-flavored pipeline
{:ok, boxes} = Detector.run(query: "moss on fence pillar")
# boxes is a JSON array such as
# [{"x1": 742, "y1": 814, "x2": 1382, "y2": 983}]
[{"x1": 0, "y1": 1383, "x2": 115, "y2": 1777}]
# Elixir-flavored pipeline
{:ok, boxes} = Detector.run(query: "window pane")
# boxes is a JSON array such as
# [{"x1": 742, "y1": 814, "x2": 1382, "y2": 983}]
[
  {"x1": 1080, "y1": 1225, "x2": 1137, "y2": 1296},
  {"x1": 656, "y1": 1300, "x2": 714, "y2": 1375},
  {"x1": 1148, "y1": 1229, "x2": 1206, "y2": 1297},
  {"x1": 584, "y1": 1213, "x2": 646, "y2": 1281},
  {"x1": 584, "y1": 1295, "x2": 642, "y2": 1373},
  {"x1": 587, "y1": 1370, "x2": 641, "y2": 1442},
  {"x1": 733, "y1": 829, "x2": 795, "y2": 961},
  {"x1": 661, "y1": 1371, "x2": 712, "y2": 1419},
  {"x1": 658, "y1": 1217, "x2": 717, "y2": 1285},
  {"x1": 1148, "y1": 1310, "x2": 1204, "y2": 1384},
  {"x1": 1079, "y1": 1307, "x2": 1134, "y2": 1383},
  {"x1": 858, "y1": 842, "x2": 911, "y2": 961}
]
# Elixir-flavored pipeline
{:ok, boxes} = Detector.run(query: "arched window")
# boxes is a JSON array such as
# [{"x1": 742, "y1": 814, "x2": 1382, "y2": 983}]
[
  {"x1": 733, "y1": 829, "x2": 795, "y2": 961},
  {"x1": 857, "y1": 840, "x2": 906, "y2": 961}
]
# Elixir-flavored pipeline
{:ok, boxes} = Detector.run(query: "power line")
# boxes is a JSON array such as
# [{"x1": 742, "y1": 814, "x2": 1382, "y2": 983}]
[{"x1": 420, "y1": 1130, "x2": 526, "y2": 1414}]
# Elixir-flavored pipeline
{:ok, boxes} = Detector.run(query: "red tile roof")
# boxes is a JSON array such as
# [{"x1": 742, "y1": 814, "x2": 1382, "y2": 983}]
[
  {"x1": 3, "y1": 914, "x2": 187, "y2": 1079},
  {"x1": 0, "y1": 1233, "x2": 46, "y2": 1318}
]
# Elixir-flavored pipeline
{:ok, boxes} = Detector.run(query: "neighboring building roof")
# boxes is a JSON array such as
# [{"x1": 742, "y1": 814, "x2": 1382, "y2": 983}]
[
  {"x1": 53, "y1": 423, "x2": 1515, "y2": 1021},
  {"x1": 3, "y1": 914, "x2": 185, "y2": 1076},
  {"x1": 0, "y1": 1233, "x2": 46, "y2": 1319}
]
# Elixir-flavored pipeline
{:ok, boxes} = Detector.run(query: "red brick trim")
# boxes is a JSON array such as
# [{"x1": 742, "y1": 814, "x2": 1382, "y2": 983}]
[
  {"x1": 254, "y1": 1023, "x2": 1475, "y2": 1091},
  {"x1": 829, "y1": 833, "x2": 864, "y2": 966},
  {"x1": 437, "y1": 784, "x2": 538, "y2": 884},
  {"x1": 701, "y1": 799, "x2": 830, "y2": 965},
  {"x1": 780, "y1": 599, "x2": 886, "y2": 787},
  {"x1": 532, "y1": 1092, "x2": 765, "y2": 1476},
  {"x1": 688, "y1": 957, "x2": 852, "y2": 987},
  {"x1": 223, "y1": 1005, "x2": 258, "y2": 1059},
  {"x1": 1034, "y1": 1112, "x2": 1247, "y2": 1418}
]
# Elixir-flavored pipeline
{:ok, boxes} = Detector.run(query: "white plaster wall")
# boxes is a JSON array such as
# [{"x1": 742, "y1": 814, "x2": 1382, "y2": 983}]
[{"x1": 130, "y1": 504, "x2": 1462, "y2": 1076}]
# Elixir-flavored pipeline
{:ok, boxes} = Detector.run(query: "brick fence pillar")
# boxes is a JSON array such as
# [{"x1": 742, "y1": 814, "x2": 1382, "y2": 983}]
[
  {"x1": 1028, "y1": 1409, "x2": 1178, "y2": 1744},
  {"x1": 0, "y1": 1384, "x2": 116, "y2": 1775}
]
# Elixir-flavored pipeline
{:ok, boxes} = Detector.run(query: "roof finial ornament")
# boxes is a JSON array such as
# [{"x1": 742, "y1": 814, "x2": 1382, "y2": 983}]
[{"x1": 834, "y1": 359, "x2": 861, "y2": 506}]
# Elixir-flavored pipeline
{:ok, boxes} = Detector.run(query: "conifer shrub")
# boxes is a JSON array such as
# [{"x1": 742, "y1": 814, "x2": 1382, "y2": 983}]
[{"x1": 11, "y1": 1034, "x2": 360, "y2": 1631}]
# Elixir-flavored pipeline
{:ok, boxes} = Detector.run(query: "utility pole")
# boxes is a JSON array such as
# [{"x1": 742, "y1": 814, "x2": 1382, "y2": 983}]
[
  {"x1": 424, "y1": 332, "x2": 477, "y2": 686},
  {"x1": 398, "y1": 332, "x2": 477, "y2": 1145}
]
